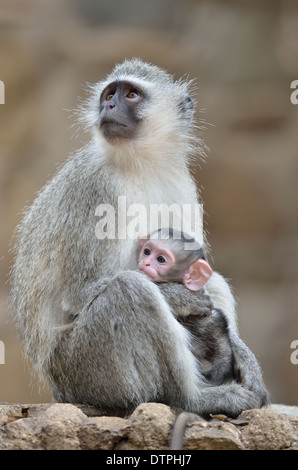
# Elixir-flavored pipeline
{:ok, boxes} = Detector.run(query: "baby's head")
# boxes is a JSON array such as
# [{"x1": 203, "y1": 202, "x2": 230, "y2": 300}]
[{"x1": 138, "y1": 228, "x2": 213, "y2": 291}]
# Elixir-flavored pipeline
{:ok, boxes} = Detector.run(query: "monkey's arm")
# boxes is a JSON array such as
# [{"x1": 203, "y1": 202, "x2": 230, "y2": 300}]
[{"x1": 157, "y1": 282, "x2": 213, "y2": 318}]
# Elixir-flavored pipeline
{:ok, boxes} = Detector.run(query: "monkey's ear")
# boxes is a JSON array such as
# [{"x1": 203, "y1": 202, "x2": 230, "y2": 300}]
[
  {"x1": 179, "y1": 94, "x2": 194, "y2": 127},
  {"x1": 182, "y1": 259, "x2": 213, "y2": 291}
]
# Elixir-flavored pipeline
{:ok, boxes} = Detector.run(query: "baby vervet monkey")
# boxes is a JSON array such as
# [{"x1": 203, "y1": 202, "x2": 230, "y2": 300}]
[
  {"x1": 137, "y1": 228, "x2": 236, "y2": 385},
  {"x1": 138, "y1": 228, "x2": 213, "y2": 291}
]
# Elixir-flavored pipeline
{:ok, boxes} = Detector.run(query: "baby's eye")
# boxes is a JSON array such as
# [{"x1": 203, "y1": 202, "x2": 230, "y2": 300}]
[
  {"x1": 157, "y1": 255, "x2": 166, "y2": 264},
  {"x1": 143, "y1": 248, "x2": 151, "y2": 256}
]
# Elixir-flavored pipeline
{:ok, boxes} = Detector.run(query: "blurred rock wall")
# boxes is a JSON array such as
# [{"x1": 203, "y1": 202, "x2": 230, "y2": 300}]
[{"x1": 0, "y1": 0, "x2": 297, "y2": 404}]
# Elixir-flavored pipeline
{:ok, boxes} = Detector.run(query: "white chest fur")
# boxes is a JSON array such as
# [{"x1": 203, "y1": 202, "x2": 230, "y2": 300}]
[{"x1": 107, "y1": 170, "x2": 204, "y2": 272}]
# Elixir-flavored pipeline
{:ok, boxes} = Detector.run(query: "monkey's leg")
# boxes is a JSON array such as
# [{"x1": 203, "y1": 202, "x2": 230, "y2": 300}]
[
  {"x1": 229, "y1": 331, "x2": 270, "y2": 407},
  {"x1": 49, "y1": 271, "x2": 204, "y2": 411},
  {"x1": 205, "y1": 271, "x2": 269, "y2": 408}
]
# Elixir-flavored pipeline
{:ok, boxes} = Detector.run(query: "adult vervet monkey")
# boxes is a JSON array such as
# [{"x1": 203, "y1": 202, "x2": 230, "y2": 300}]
[{"x1": 12, "y1": 59, "x2": 269, "y2": 417}]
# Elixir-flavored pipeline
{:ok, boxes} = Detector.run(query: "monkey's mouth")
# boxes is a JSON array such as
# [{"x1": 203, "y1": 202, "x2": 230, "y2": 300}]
[
  {"x1": 100, "y1": 119, "x2": 127, "y2": 129},
  {"x1": 139, "y1": 265, "x2": 160, "y2": 282}
]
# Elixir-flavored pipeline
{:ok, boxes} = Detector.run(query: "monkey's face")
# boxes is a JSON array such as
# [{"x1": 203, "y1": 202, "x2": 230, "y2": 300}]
[
  {"x1": 138, "y1": 240, "x2": 176, "y2": 282},
  {"x1": 82, "y1": 59, "x2": 197, "y2": 165},
  {"x1": 99, "y1": 81, "x2": 144, "y2": 142}
]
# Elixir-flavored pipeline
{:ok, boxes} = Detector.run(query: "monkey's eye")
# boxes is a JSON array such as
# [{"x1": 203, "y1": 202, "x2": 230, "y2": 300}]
[
  {"x1": 126, "y1": 90, "x2": 139, "y2": 99},
  {"x1": 157, "y1": 255, "x2": 166, "y2": 264},
  {"x1": 106, "y1": 93, "x2": 115, "y2": 101},
  {"x1": 143, "y1": 248, "x2": 151, "y2": 256}
]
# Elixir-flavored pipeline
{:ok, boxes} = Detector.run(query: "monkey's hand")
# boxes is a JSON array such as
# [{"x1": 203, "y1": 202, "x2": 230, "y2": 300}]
[
  {"x1": 157, "y1": 282, "x2": 214, "y2": 319},
  {"x1": 229, "y1": 330, "x2": 270, "y2": 408}
]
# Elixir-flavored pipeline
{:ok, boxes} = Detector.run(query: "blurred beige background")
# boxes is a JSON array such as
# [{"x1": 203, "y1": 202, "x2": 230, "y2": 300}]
[{"x1": 0, "y1": 0, "x2": 297, "y2": 405}]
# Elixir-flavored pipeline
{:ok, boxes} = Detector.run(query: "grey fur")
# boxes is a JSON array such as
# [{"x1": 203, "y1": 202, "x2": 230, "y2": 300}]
[
  {"x1": 158, "y1": 282, "x2": 236, "y2": 386},
  {"x1": 11, "y1": 59, "x2": 269, "y2": 418}
]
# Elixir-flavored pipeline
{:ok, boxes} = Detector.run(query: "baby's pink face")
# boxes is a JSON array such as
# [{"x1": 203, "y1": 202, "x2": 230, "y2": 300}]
[{"x1": 138, "y1": 240, "x2": 175, "y2": 282}]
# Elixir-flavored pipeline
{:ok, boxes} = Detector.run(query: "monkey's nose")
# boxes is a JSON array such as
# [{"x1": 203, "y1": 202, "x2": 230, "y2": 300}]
[{"x1": 108, "y1": 103, "x2": 115, "y2": 109}]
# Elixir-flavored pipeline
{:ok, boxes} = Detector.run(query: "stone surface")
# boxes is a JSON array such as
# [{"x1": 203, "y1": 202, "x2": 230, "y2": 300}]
[
  {"x1": 184, "y1": 418, "x2": 243, "y2": 450},
  {"x1": 116, "y1": 402, "x2": 175, "y2": 450},
  {"x1": 0, "y1": 402, "x2": 297, "y2": 450},
  {"x1": 239, "y1": 409, "x2": 297, "y2": 450}
]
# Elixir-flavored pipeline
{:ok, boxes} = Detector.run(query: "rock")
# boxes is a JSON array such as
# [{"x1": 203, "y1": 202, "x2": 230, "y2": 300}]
[
  {"x1": 0, "y1": 402, "x2": 297, "y2": 450},
  {"x1": 184, "y1": 418, "x2": 243, "y2": 450},
  {"x1": 239, "y1": 409, "x2": 297, "y2": 450},
  {"x1": 0, "y1": 403, "x2": 86, "y2": 450},
  {"x1": 116, "y1": 402, "x2": 175, "y2": 450},
  {"x1": 79, "y1": 416, "x2": 129, "y2": 450},
  {"x1": 35, "y1": 403, "x2": 85, "y2": 450}
]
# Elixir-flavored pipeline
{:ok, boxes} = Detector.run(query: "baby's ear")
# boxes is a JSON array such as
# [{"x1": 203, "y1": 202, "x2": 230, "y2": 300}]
[{"x1": 182, "y1": 259, "x2": 213, "y2": 291}]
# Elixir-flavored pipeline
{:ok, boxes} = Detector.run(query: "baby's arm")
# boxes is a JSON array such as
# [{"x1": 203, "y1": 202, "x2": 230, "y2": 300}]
[{"x1": 157, "y1": 282, "x2": 214, "y2": 319}]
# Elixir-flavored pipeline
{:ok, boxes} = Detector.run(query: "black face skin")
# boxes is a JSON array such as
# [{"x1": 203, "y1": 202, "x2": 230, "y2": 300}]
[{"x1": 99, "y1": 80, "x2": 144, "y2": 141}]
